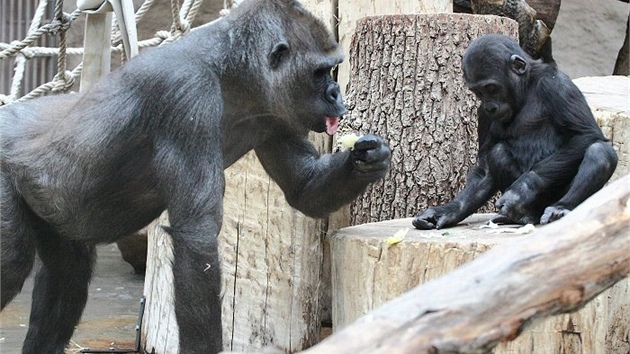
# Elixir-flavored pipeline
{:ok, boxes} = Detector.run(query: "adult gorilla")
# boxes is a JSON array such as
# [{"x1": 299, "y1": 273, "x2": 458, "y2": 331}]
[
  {"x1": 0, "y1": 0, "x2": 391, "y2": 353},
  {"x1": 413, "y1": 34, "x2": 617, "y2": 230}
]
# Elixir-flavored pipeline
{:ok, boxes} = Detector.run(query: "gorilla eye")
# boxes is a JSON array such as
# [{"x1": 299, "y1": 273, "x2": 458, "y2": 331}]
[{"x1": 314, "y1": 66, "x2": 333, "y2": 78}]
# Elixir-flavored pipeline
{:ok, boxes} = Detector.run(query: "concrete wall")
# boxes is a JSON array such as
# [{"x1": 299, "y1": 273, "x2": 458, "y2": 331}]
[{"x1": 552, "y1": 0, "x2": 628, "y2": 79}]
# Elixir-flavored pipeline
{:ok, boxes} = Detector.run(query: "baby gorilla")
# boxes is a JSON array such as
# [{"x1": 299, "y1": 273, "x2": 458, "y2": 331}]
[
  {"x1": 0, "y1": 0, "x2": 391, "y2": 353},
  {"x1": 413, "y1": 34, "x2": 617, "y2": 230}
]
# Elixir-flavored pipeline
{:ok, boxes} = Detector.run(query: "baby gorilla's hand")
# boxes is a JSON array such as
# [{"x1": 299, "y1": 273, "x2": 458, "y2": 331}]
[
  {"x1": 413, "y1": 204, "x2": 462, "y2": 230},
  {"x1": 350, "y1": 135, "x2": 391, "y2": 180}
]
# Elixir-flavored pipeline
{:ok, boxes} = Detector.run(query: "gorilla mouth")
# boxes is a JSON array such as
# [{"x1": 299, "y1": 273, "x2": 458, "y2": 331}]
[{"x1": 325, "y1": 117, "x2": 340, "y2": 136}]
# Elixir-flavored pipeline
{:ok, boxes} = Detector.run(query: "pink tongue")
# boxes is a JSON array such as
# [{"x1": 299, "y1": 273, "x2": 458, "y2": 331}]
[{"x1": 325, "y1": 117, "x2": 340, "y2": 136}]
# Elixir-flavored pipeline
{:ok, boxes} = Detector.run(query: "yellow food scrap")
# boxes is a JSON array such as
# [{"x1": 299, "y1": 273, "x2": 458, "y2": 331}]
[
  {"x1": 338, "y1": 133, "x2": 362, "y2": 150},
  {"x1": 386, "y1": 228, "x2": 409, "y2": 246}
]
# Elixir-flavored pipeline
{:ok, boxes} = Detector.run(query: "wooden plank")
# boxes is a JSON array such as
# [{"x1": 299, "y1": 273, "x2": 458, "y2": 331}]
[{"x1": 80, "y1": 13, "x2": 112, "y2": 92}]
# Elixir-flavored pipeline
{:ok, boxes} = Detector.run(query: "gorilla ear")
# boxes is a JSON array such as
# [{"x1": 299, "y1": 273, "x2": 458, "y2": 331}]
[
  {"x1": 510, "y1": 54, "x2": 527, "y2": 75},
  {"x1": 269, "y1": 41, "x2": 290, "y2": 69}
]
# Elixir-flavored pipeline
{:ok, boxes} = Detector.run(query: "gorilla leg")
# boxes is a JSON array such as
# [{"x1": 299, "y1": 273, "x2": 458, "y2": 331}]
[
  {"x1": 171, "y1": 226, "x2": 223, "y2": 353},
  {"x1": 1, "y1": 179, "x2": 37, "y2": 309},
  {"x1": 541, "y1": 141, "x2": 618, "y2": 224},
  {"x1": 23, "y1": 232, "x2": 96, "y2": 354}
]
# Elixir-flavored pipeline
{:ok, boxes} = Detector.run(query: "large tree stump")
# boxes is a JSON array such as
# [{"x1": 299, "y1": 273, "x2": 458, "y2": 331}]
[
  {"x1": 339, "y1": 14, "x2": 518, "y2": 225},
  {"x1": 219, "y1": 148, "x2": 327, "y2": 352},
  {"x1": 336, "y1": 0, "x2": 452, "y2": 91},
  {"x1": 327, "y1": 175, "x2": 630, "y2": 354}
]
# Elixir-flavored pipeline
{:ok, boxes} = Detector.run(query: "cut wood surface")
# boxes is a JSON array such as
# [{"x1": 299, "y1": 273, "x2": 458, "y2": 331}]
[
  {"x1": 233, "y1": 174, "x2": 630, "y2": 354},
  {"x1": 331, "y1": 213, "x2": 630, "y2": 354}
]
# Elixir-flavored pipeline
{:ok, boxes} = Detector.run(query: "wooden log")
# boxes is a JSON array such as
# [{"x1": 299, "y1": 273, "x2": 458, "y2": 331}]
[
  {"x1": 319, "y1": 173, "x2": 630, "y2": 354},
  {"x1": 219, "y1": 148, "x2": 327, "y2": 352},
  {"x1": 338, "y1": 13, "x2": 517, "y2": 225},
  {"x1": 142, "y1": 213, "x2": 179, "y2": 354}
]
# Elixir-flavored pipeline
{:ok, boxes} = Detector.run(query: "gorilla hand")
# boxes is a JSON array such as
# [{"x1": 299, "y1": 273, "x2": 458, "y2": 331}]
[
  {"x1": 495, "y1": 179, "x2": 538, "y2": 224},
  {"x1": 350, "y1": 134, "x2": 391, "y2": 180},
  {"x1": 412, "y1": 204, "x2": 462, "y2": 230},
  {"x1": 540, "y1": 205, "x2": 571, "y2": 224}
]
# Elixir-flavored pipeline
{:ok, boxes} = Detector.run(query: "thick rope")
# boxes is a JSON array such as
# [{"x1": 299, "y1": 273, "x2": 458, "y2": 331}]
[{"x1": 1, "y1": 0, "x2": 213, "y2": 105}]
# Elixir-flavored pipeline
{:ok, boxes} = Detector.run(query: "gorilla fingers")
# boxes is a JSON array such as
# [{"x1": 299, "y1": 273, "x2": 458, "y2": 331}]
[{"x1": 350, "y1": 135, "x2": 391, "y2": 178}]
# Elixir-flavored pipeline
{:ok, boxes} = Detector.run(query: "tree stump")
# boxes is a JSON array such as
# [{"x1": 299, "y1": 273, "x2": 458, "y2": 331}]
[
  {"x1": 336, "y1": 0, "x2": 452, "y2": 91},
  {"x1": 330, "y1": 210, "x2": 630, "y2": 354},
  {"x1": 573, "y1": 75, "x2": 630, "y2": 181},
  {"x1": 219, "y1": 148, "x2": 327, "y2": 352},
  {"x1": 338, "y1": 14, "x2": 518, "y2": 225}
]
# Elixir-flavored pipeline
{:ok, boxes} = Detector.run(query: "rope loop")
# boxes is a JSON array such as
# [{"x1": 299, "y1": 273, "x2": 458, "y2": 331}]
[
  {"x1": 1, "y1": 0, "x2": 231, "y2": 105},
  {"x1": 52, "y1": 70, "x2": 76, "y2": 92},
  {"x1": 49, "y1": 12, "x2": 72, "y2": 35}
]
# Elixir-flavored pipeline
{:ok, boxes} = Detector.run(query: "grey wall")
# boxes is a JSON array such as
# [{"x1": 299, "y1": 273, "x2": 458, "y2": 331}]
[{"x1": 552, "y1": 0, "x2": 629, "y2": 79}]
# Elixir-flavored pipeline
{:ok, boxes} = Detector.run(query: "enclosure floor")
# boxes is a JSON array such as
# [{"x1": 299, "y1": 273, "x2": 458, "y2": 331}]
[{"x1": 0, "y1": 244, "x2": 145, "y2": 354}]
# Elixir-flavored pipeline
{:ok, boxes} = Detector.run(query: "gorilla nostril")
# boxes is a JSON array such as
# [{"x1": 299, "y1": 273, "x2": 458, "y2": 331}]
[{"x1": 326, "y1": 83, "x2": 340, "y2": 103}]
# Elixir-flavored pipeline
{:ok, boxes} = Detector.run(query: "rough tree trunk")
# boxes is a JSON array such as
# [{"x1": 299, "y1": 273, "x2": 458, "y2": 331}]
[{"x1": 340, "y1": 13, "x2": 518, "y2": 225}]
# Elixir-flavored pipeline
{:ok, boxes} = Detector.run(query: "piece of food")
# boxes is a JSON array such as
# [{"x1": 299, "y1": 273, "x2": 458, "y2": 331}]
[
  {"x1": 386, "y1": 228, "x2": 409, "y2": 246},
  {"x1": 338, "y1": 133, "x2": 362, "y2": 150}
]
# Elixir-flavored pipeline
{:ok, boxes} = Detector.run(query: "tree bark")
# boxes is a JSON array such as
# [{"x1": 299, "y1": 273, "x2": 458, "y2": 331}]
[
  {"x1": 454, "y1": 0, "x2": 561, "y2": 31},
  {"x1": 340, "y1": 14, "x2": 517, "y2": 225}
]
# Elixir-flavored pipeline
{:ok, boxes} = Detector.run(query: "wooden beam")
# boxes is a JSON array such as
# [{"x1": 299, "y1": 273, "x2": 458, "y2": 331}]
[{"x1": 80, "y1": 12, "x2": 112, "y2": 93}]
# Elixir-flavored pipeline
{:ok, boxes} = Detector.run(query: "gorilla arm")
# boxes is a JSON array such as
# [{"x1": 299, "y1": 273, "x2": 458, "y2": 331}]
[
  {"x1": 255, "y1": 134, "x2": 391, "y2": 218},
  {"x1": 412, "y1": 162, "x2": 497, "y2": 230}
]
